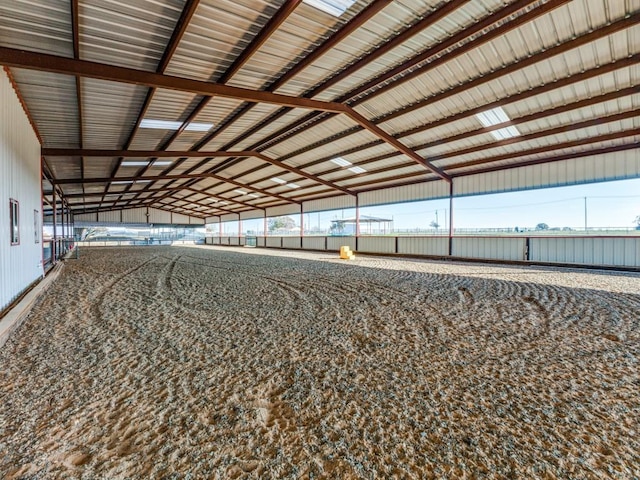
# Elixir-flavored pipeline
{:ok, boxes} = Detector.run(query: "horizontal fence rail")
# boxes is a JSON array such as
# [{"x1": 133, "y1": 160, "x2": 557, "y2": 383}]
[{"x1": 204, "y1": 235, "x2": 640, "y2": 269}]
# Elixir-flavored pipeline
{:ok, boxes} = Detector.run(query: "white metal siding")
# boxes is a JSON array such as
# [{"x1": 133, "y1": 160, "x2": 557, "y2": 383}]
[
  {"x1": 398, "y1": 237, "x2": 449, "y2": 256},
  {"x1": 530, "y1": 237, "x2": 640, "y2": 267},
  {"x1": 267, "y1": 204, "x2": 301, "y2": 217},
  {"x1": 228, "y1": 237, "x2": 240, "y2": 246},
  {"x1": 266, "y1": 236, "x2": 282, "y2": 248},
  {"x1": 453, "y1": 237, "x2": 526, "y2": 261},
  {"x1": 121, "y1": 208, "x2": 147, "y2": 224},
  {"x1": 454, "y1": 150, "x2": 640, "y2": 197},
  {"x1": 257, "y1": 236, "x2": 266, "y2": 247},
  {"x1": 357, "y1": 236, "x2": 395, "y2": 254},
  {"x1": 302, "y1": 237, "x2": 326, "y2": 251},
  {"x1": 327, "y1": 236, "x2": 356, "y2": 252},
  {"x1": 97, "y1": 210, "x2": 121, "y2": 223},
  {"x1": 282, "y1": 237, "x2": 301, "y2": 249},
  {"x1": 74, "y1": 212, "x2": 99, "y2": 223},
  {"x1": 240, "y1": 210, "x2": 264, "y2": 220},
  {"x1": 359, "y1": 180, "x2": 450, "y2": 207},
  {"x1": 171, "y1": 213, "x2": 190, "y2": 225},
  {"x1": 221, "y1": 214, "x2": 239, "y2": 223},
  {"x1": 0, "y1": 68, "x2": 43, "y2": 312},
  {"x1": 149, "y1": 208, "x2": 171, "y2": 224},
  {"x1": 303, "y1": 195, "x2": 356, "y2": 213}
]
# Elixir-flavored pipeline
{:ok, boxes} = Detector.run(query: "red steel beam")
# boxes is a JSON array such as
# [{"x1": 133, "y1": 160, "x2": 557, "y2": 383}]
[{"x1": 103, "y1": 0, "x2": 202, "y2": 206}]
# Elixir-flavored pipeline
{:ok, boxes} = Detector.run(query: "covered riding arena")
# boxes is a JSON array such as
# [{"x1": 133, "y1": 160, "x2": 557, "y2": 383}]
[{"x1": 0, "y1": 0, "x2": 638, "y2": 478}]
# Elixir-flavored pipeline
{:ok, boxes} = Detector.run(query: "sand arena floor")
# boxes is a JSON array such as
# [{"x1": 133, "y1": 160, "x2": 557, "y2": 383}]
[{"x1": 0, "y1": 245, "x2": 639, "y2": 479}]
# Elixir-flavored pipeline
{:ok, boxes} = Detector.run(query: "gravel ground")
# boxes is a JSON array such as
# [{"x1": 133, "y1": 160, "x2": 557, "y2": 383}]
[{"x1": 0, "y1": 245, "x2": 638, "y2": 479}]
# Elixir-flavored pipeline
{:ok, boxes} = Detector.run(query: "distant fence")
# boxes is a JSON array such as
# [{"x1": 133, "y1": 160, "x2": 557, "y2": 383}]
[
  {"x1": 205, "y1": 235, "x2": 640, "y2": 269},
  {"x1": 76, "y1": 239, "x2": 199, "y2": 247}
]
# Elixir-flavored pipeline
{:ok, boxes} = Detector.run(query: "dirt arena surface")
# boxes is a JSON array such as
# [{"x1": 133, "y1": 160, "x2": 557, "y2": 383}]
[{"x1": 1, "y1": 245, "x2": 638, "y2": 479}]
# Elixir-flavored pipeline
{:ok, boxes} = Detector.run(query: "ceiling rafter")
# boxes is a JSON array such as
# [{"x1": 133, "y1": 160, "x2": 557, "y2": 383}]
[
  {"x1": 231, "y1": 0, "x2": 561, "y2": 157},
  {"x1": 119, "y1": 0, "x2": 389, "y2": 209},
  {"x1": 191, "y1": 0, "x2": 393, "y2": 152},
  {"x1": 101, "y1": 0, "x2": 202, "y2": 208},
  {"x1": 298, "y1": 89, "x2": 640, "y2": 176},
  {"x1": 343, "y1": 131, "x2": 639, "y2": 191},
  {"x1": 70, "y1": 0, "x2": 85, "y2": 202},
  {"x1": 42, "y1": 148, "x2": 355, "y2": 196},
  {"x1": 135, "y1": 0, "x2": 461, "y2": 207},
  {"x1": 191, "y1": 44, "x2": 640, "y2": 191},
  {"x1": 250, "y1": 3, "x2": 629, "y2": 160},
  {"x1": 277, "y1": 55, "x2": 639, "y2": 167}
]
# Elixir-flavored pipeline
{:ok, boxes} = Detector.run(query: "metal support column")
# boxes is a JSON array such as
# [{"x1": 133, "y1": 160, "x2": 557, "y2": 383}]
[
  {"x1": 448, "y1": 181, "x2": 454, "y2": 256},
  {"x1": 355, "y1": 193, "x2": 360, "y2": 251},
  {"x1": 300, "y1": 204, "x2": 304, "y2": 248},
  {"x1": 52, "y1": 188, "x2": 57, "y2": 264}
]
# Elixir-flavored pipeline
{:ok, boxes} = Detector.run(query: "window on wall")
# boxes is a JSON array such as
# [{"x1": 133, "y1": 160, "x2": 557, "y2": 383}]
[
  {"x1": 34, "y1": 209, "x2": 40, "y2": 243},
  {"x1": 10, "y1": 199, "x2": 19, "y2": 245}
]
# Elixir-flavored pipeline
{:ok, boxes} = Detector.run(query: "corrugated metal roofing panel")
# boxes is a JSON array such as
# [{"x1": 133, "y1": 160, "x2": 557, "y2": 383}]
[
  {"x1": 81, "y1": 78, "x2": 148, "y2": 149},
  {"x1": 80, "y1": 0, "x2": 184, "y2": 71},
  {"x1": 164, "y1": 0, "x2": 278, "y2": 82},
  {"x1": 232, "y1": 108, "x2": 320, "y2": 151},
  {"x1": 83, "y1": 156, "x2": 119, "y2": 179},
  {"x1": 198, "y1": 102, "x2": 282, "y2": 150},
  {"x1": 262, "y1": 113, "x2": 364, "y2": 158},
  {"x1": 229, "y1": 0, "x2": 368, "y2": 91},
  {"x1": 314, "y1": 0, "x2": 501, "y2": 102},
  {"x1": 357, "y1": 2, "x2": 634, "y2": 121},
  {"x1": 47, "y1": 156, "x2": 81, "y2": 180},
  {"x1": 10, "y1": 69, "x2": 78, "y2": 148},
  {"x1": 0, "y1": 1, "x2": 73, "y2": 56}
]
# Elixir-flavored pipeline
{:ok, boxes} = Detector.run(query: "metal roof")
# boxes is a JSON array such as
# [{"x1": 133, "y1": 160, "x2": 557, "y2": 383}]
[{"x1": 0, "y1": 0, "x2": 637, "y2": 219}]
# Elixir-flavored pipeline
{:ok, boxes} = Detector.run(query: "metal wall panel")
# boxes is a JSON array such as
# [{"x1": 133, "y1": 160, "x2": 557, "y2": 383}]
[
  {"x1": 229, "y1": 237, "x2": 240, "y2": 246},
  {"x1": 240, "y1": 210, "x2": 264, "y2": 221},
  {"x1": 398, "y1": 237, "x2": 449, "y2": 256},
  {"x1": 267, "y1": 204, "x2": 301, "y2": 217},
  {"x1": 98, "y1": 210, "x2": 122, "y2": 223},
  {"x1": 0, "y1": 68, "x2": 43, "y2": 312},
  {"x1": 115, "y1": 208, "x2": 144, "y2": 224},
  {"x1": 303, "y1": 195, "x2": 356, "y2": 214},
  {"x1": 266, "y1": 236, "x2": 282, "y2": 248},
  {"x1": 221, "y1": 214, "x2": 239, "y2": 223},
  {"x1": 359, "y1": 180, "x2": 450, "y2": 207},
  {"x1": 452, "y1": 237, "x2": 526, "y2": 261},
  {"x1": 205, "y1": 237, "x2": 213, "y2": 245},
  {"x1": 327, "y1": 236, "x2": 356, "y2": 252},
  {"x1": 454, "y1": 151, "x2": 640, "y2": 197},
  {"x1": 212, "y1": 237, "x2": 220, "y2": 245},
  {"x1": 282, "y1": 237, "x2": 301, "y2": 249},
  {"x1": 171, "y1": 213, "x2": 190, "y2": 225},
  {"x1": 358, "y1": 236, "x2": 395, "y2": 254},
  {"x1": 149, "y1": 208, "x2": 171, "y2": 224},
  {"x1": 530, "y1": 237, "x2": 640, "y2": 267},
  {"x1": 302, "y1": 237, "x2": 326, "y2": 251},
  {"x1": 205, "y1": 216, "x2": 218, "y2": 224},
  {"x1": 74, "y1": 212, "x2": 99, "y2": 223},
  {"x1": 257, "y1": 236, "x2": 266, "y2": 247},
  {"x1": 189, "y1": 217, "x2": 204, "y2": 225}
]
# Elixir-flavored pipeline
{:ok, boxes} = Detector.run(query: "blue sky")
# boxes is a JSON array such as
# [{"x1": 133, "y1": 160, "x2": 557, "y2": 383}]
[
  {"x1": 347, "y1": 178, "x2": 640, "y2": 231},
  {"x1": 204, "y1": 178, "x2": 640, "y2": 234}
]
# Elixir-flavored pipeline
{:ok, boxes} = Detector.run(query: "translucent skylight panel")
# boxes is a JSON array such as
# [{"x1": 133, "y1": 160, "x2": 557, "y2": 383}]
[
  {"x1": 303, "y1": 0, "x2": 355, "y2": 16},
  {"x1": 331, "y1": 157, "x2": 352, "y2": 167}
]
